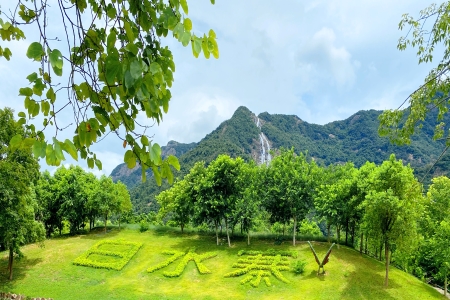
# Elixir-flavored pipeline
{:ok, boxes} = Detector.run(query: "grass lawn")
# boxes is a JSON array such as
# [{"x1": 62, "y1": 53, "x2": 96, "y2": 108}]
[{"x1": 0, "y1": 226, "x2": 445, "y2": 300}]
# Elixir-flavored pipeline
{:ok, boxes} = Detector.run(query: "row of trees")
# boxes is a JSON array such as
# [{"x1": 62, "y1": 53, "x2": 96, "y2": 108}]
[
  {"x1": 36, "y1": 166, "x2": 132, "y2": 236},
  {"x1": 0, "y1": 107, "x2": 133, "y2": 280},
  {"x1": 155, "y1": 150, "x2": 441, "y2": 288}
]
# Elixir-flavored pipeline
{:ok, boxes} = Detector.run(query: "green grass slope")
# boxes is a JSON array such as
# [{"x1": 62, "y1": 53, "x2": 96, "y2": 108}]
[{"x1": 0, "y1": 228, "x2": 444, "y2": 300}]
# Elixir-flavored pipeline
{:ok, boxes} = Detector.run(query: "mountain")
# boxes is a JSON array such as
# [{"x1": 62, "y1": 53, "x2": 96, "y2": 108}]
[{"x1": 111, "y1": 106, "x2": 449, "y2": 213}]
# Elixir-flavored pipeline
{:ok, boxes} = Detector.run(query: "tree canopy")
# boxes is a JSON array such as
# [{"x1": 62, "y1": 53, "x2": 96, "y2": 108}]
[
  {"x1": 379, "y1": 1, "x2": 450, "y2": 147},
  {"x1": 0, "y1": 0, "x2": 217, "y2": 184}
]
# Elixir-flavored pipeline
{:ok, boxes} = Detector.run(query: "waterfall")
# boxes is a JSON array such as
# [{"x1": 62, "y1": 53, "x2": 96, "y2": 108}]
[{"x1": 254, "y1": 116, "x2": 271, "y2": 165}]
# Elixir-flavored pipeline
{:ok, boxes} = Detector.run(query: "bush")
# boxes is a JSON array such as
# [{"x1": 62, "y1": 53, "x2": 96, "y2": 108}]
[
  {"x1": 299, "y1": 219, "x2": 321, "y2": 237},
  {"x1": 292, "y1": 259, "x2": 307, "y2": 275},
  {"x1": 139, "y1": 220, "x2": 150, "y2": 232}
]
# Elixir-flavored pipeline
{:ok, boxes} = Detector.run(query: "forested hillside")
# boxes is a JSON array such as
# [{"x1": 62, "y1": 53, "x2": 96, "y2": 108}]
[{"x1": 111, "y1": 106, "x2": 449, "y2": 214}]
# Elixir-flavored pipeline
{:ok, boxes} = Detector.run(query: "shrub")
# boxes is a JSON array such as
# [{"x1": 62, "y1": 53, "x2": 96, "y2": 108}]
[
  {"x1": 292, "y1": 259, "x2": 307, "y2": 275},
  {"x1": 299, "y1": 219, "x2": 321, "y2": 237},
  {"x1": 139, "y1": 220, "x2": 150, "y2": 232}
]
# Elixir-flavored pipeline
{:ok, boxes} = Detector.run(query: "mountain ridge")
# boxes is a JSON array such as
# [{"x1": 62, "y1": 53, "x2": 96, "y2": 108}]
[{"x1": 111, "y1": 105, "x2": 449, "y2": 213}]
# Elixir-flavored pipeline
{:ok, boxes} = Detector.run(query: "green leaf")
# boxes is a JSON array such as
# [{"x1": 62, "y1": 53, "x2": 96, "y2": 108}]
[
  {"x1": 184, "y1": 18, "x2": 192, "y2": 31},
  {"x1": 18, "y1": 111, "x2": 26, "y2": 118},
  {"x1": 124, "y1": 22, "x2": 134, "y2": 41},
  {"x1": 124, "y1": 149, "x2": 136, "y2": 169},
  {"x1": 107, "y1": 30, "x2": 117, "y2": 52},
  {"x1": 105, "y1": 53, "x2": 120, "y2": 85},
  {"x1": 150, "y1": 143, "x2": 161, "y2": 164},
  {"x1": 130, "y1": 60, "x2": 142, "y2": 79},
  {"x1": 181, "y1": 31, "x2": 191, "y2": 47},
  {"x1": 49, "y1": 49, "x2": 63, "y2": 74},
  {"x1": 87, "y1": 157, "x2": 94, "y2": 169},
  {"x1": 45, "y1": 144, "x2": 55, "y2": 165},
  {"x1": 32, "y1": 139, "x2": 46, "y2": 158},
  {"x1": 202, "y1": 36, "x2": 210, "y2": 59},
  {"x1": 46, "y1": 87, "x2": 56, "y2": 104},
  {"x1": 168, "y1": 16, "x2": 178, "y2": 30},
  {"x1": 10, "y1": 134, "x2": 22, "y2": 151},
  {"x1": 141, "y1": 135, "x2": 149, "y2": 146},
  {"x1": 150, "y1": 62, "x2": 161, "y2": 75},
  {"x1": 95, "y1": 158, "x2": 102, "y2": 170},
  {"x1": 192, "y1": 36, "x2": 202, "y2": 58},
  {"x1": 180, "y1": 0, "x2": 188, "y2": 14},
  {"x1": 23, "y1": 138, "x2": 34, "y2": 149},
  {"x1": 19, "y1": 87, "x2": 33, "y2": 97},
  {"x1": 167, "y1": 155, "x2": 180, "y2": 171},
  {"x1": 54, "y1": 141, "x2": 65, "y2": 161},
  {"x1": 26, "y1": 72, "x2": 38, "y2": 83},
  {"x1": 152, "y1": 165, "x2": 162, "y2": 186},
  {"x1": 63, "y1": 139, "x2": 78, "y2": 161},
  {"x1": 210, "y1": 0, "x2": 215, "y2": 4},
  {"x1": 26, "y1": 42, "x2": 44, "y2": 61}
]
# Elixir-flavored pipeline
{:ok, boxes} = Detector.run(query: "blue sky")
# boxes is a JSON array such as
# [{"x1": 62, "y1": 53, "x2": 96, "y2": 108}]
[{"x1": 0, "y1": 0, "x2": 438, "y2": 176}]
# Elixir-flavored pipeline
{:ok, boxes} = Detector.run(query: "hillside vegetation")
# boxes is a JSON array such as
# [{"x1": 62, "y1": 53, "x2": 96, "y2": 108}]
[
  {"x1": 0, "y1": 227, "x2": 444, "y2": 300},
  {"x1": 114, "y1": 106, "x2": 449, "y2": 214}
]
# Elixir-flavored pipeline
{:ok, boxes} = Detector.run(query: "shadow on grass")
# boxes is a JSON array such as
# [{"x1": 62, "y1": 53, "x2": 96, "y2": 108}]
[
  {"x1": 339, "y1": 255, "x2": 400, "y2": 300},
  {"x1": 0, "y1": 256, "x2": 43, "y2": 290}
]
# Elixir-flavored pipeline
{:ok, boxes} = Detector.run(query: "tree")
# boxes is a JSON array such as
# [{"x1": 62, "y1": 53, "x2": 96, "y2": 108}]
[
  {"x1": 158, "y1": 179, "x2": 193, "y2": 233},
  {"x1": 0, "y1": 0, "x2": 218, "y2": 184},
  {"x1": 379, "y1": 2, "x2": 450, "y2": 146},
  {"x1": 263, "y1": 149, "x2": 318, "y2": 246},
  {"x1": 35, "y1": 170, "x2": 60, "y2": 237},
  {"x1": 200, "y1": 155, "x2": 245, "y2": 247},
  {"x1": 55, "y1": 166, "x2": 92, "y2": 234},
  {"x1": 91, "y1": 175, "x2": 121, "y2": 232},
  {"x1": 115, "y1": 181, "x2": 132, "y2": 229},
  {"x1": 362, "y1": 154, "x2": 423, "y2": 287},
  {"x1": 315, "y1": 163, "x2": 358, "y2": 246},
  {"x1": 430, "y1": 220, "x2": 450, "y2": 297},
  {"x1": 231, "y1": 161, "x2": 261, "y2": 246},
  {"x1": 0, "y1": 108, "x2": 44, "y2": 280}
]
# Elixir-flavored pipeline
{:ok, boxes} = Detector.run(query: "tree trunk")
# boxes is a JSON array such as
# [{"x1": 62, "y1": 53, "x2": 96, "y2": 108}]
[
  {"x1": 215, "y1": 220, "x2": 219, "y2": 246},
  {"x1": 365, "y1": 235, "x2": 368, "y2": 254},
  {"x1": 247, "y1": 230, "x2": 250, "y2": 246},
  {"x1": 225, "y1": 218, "x2": 231, "y2": 247},
  {"x1": 292, "y1": 216, "x2": 297, "y2": 246},
  {"x1": 379, "y1": 242, "x2": 383, "y2": 261},
  {"x1": 445, "y1": 272, "x2": 448, "y2": 297},
  {"x1": 384, "y1": 241, "x2": 389, "y2": 287},
  {"x1": 104, "y1": 213, "x2": 108, "y2": 233},
  {"x1": 118, "y1": 214, "x2": 121, "y2": 230},
  {"x1": 327, "y1": 223, "x2": 331, "y2": 243},
  {"x1": 181, "y1": 223, "x2": 184, "y2": 233},
  {"x1": 359, "y1": 232, "x2": 363, "y2": 254},
  {"x1": 8, "y1": 247, "x2": 13, "y2": 280},
  {"x1": 337, "y1": 225, "x2": 341, "y2": 248},
  {"x1": 351, "y1": 225, "x2": 355, "y2": 246},
  {"x1": 283, "y1": 223, "x2": 285, "y2": 236},
  {"x1": 345, "y1": 220, "x2": 348, "y2": 246}
]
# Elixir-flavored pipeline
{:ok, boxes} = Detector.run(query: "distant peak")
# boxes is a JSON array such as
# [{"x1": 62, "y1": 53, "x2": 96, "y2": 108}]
[{"x1": 234, "y1": 106, "x2": 252, "y2": 115}]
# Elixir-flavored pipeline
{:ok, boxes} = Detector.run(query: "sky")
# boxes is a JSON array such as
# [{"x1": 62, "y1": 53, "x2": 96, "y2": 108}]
[{"x1": 0, "y1": 0, "x2": 439, "y2": 176}]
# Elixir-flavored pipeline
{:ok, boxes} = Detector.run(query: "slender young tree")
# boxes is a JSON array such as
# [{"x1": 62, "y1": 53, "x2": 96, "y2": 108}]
[{"x1": 362, "y1": 154, "x2": 423, "y2": 287}]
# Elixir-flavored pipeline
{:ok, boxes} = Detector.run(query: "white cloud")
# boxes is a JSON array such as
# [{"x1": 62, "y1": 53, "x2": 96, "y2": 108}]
[{"x1": 297, "y1": 27, "x2": 357, "y2": 88}]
